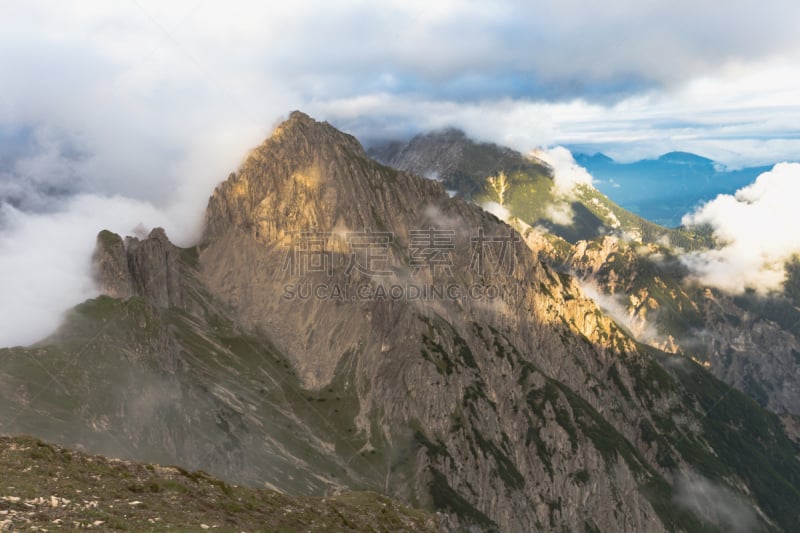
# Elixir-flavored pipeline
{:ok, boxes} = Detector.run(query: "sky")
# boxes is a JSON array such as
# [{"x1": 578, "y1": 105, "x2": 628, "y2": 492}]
[{"x1": 2, "y1": 0, "x2": 800, "y2": 346}]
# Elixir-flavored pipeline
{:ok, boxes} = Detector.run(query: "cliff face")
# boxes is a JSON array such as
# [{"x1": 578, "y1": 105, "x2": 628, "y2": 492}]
[
  {"x1": 93, "y1": 227, "x2": 186, "y2": 309},
  {"x1": 196, "y1": 113, "x2": 675, "y2": 531},
  {"x1": 4, "y1": 112, "x2": 800, "y2": 532},
  {"x1": 566, "y1": 235, "x2": 800, "y2": 416},
  {"x1": 201, "y1": 112, "x2": 451, "y2": 388},
  {"x1": 376, "y1": 129, "x2": 800, "y2": 418}
]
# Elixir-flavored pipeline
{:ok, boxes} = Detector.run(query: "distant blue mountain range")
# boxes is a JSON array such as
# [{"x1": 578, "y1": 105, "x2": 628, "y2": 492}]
[{"x1": 573, "y1": 151, "x2": 771, "y2": 228}]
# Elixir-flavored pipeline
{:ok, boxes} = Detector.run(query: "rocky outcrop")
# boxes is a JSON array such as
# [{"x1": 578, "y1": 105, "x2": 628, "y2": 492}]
[
  {"x1": 93, "y1": 227, "x2": 186, "y2": 309},
  {"x1": 92, "y1": 230, "x2": 133, "y2": 299}
]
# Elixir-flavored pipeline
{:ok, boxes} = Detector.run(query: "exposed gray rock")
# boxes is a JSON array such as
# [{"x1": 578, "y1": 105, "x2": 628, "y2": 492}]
[
  {"x1": 194, "y1": 112, "x2": 786, "y2": 531},
  {"x1": 93, "y1": 227, "x2": 186, "y2": 309},
  {"x1": 566, "y1": 235, "x2": 800, "y2": 416},
  {"x1": 92, "y1": 230, "x2": 133, "y2": 299}
]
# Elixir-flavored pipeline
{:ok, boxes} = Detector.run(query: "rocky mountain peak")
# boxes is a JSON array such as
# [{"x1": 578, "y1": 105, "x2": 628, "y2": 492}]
[
  {"x1": 198, "y1": 112, "x2": 540, "y2": 389},
  {"x1": 202, "y1": 111, "x2": 447, "y2": 246},
  {"x1": 270, "y1": 110, "x2": 364, "y2": 154},
  {"x1": 367, "y1": 128, "x2": 551, "y2": 197}
]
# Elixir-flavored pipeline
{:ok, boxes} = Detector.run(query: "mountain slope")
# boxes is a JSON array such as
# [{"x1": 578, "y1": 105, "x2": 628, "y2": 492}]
[
  {"x1": 0, "y1": 435, "x2": 437, "y2": 532},
  {"x1": 369, "y1": 131, "x2": 710, "y2": 250},
  {"x1": 1, "y1": 112, "x2": 799, "y2": 531},
  {"x1": 564, "y1": 236, "x2": 800, "y2": 417},
  {"x1": 373, "y1": 129, "x2": 800, "y2": 419}
]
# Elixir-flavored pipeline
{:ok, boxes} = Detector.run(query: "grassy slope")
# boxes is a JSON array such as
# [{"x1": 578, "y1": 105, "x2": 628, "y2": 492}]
[
  {"x1": 0, "y1": 435, "x2": 437, "y2": 532},
  {"x1": 0, "y1": 260, "x2": 394, "y2": 497},
  {"x1": 483, "y1": 167, "x2": 710, "y2": 249}
]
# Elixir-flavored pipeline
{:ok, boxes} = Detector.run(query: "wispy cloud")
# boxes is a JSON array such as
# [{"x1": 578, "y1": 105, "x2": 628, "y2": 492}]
[
  {"x1": 532, "y1": 146, "x2": 594, "y2": 194},
  {"x1": 673, "y1": 471, "x2": 759, "y2": 533},
  {"x1": 578, "y1": 282, "x2": 661, "y2": 344}
]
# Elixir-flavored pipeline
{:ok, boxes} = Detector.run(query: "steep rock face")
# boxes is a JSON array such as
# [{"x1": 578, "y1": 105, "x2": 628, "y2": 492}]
[
  {"x1": 94, "y1": 227, "x2": 186, "y2": 309},
  {"x1": 695, "y1": 289, "x2": 800, "y2": 414},
  {"x1": 203, "y1": 111, "x2": 451, "y2": 387},
  {"x1": 198, "y1": 113, "x2": 678, "y2": 531},
  {"x1": 93, "y1": 230, "x2": 134, "y2": 299},
  {"x1": 379, "y1": 125, "x2": 800, "y2": 418},
  {"x1": 566, "y1": 235, "x2": 800, "y2": 415},
  {"x1": 191, "y1": 113, "x2": 800, "y2": 531}
]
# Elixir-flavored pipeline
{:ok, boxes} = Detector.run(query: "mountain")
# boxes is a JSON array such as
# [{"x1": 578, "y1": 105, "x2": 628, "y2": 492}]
[
  {"x1": 573, "y1": 152, "x2": 771, "y2": 227},
  {"x1": 377, "y1": 129, "x2": 800, "y2": 418},
  {"x1": 370, "y1": 132, "x2": 722, "y2": 257},
  {"x1": 564, "y1": 236, "x2": 800, "y2": 418},
  {"x1": 2, "y1": 112, "x2": 800, "y2": 531},
  {"x1": 375, "y1": 127, "x2": 800, "y2": 416},
  {"x1": 369, "y1": 132, "x2": 709, "y2": 250},
  {"x1": 0, "y1": 434, "x2": 437, "y2": 531}
]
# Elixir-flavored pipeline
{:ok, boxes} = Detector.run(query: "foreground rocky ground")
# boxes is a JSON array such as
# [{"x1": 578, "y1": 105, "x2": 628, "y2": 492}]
[{"x1": 0, "y1": 436, "x2": 437, "y2": 532}]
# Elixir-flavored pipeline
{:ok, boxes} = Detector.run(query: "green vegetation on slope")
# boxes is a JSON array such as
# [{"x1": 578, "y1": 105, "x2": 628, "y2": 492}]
[
  {"x1": 0, "y1": 435, "x2": 436, "y2": 532},
  {"x1": 652, "y1": 349, "x2": 800, "y2": 530}
]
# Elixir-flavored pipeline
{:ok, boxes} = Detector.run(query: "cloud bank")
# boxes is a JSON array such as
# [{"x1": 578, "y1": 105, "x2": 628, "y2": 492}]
[
  {"x1": 681, "y1": 163, "x2": 800, "y2": 293},
  {"x1": 0, "y1": 195, "x2": 175, "y2": 347}
]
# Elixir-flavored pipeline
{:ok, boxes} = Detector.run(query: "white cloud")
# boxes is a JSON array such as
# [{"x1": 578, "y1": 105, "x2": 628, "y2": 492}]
[
  {"x1": 544, "y1": 203, "x2": 574, "y2": 226},
  {"x1": 579, "y1": 282, "x2": 660, "y2": 344},
  {"x1": 0, "y1": 194, "x2": 177, "y2": 347},
  {"x1": 673, "y1": 472, "x2": 758, "y2": 533},
  {"x1": 681, "y1": 162, "x2": 800, "y2": 293},
  {"x1": 531, "y1": 146, "x2": 594, "y2": 194},
  {"x1": 481, "y1": 201, "x2": 510, "y2": 222},
  {"x1": 522, "y1": 146, "x2": 593, "y2": 227}
]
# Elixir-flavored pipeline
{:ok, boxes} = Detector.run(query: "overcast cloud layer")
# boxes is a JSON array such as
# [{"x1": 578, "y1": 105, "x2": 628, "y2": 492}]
[{"x1": 2, "y1": 1, "x2": 800, "y2": 346}]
